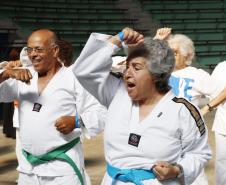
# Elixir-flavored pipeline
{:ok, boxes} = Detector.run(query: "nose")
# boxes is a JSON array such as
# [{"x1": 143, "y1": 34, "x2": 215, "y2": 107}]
[{"x1": 29, "y1": 49, "x2": 38, "y2": 58}]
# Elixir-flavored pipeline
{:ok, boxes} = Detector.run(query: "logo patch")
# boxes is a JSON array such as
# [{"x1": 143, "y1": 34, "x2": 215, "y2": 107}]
[
  {"x1": 128, "y1": 133, "x2": 141, "y2": 147},
  {"x1": 32, "y1": 103, "x2": 42, "y2": 112}
]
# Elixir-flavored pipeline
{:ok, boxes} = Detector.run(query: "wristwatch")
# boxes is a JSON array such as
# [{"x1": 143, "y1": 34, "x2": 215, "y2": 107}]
[
  {"x1": 207, "y1": 103, "x2": 214, "y2": 111},
  {"x1": 175, "y1": 164, "x2": 184, "y2": 179},
  {"x1": 172, "y1": 163, "x2": 185, "y2": 185}
]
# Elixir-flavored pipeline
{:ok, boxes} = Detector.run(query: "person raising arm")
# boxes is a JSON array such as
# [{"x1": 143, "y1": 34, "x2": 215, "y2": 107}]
[{"x1": 73, "y1": 27, "x2": 211, "y2": 185}]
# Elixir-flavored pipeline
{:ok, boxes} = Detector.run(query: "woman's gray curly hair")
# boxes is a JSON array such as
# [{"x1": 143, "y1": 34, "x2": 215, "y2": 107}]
[{"x1": 126, "y1": 37, "x2": 175, "y2": 93}]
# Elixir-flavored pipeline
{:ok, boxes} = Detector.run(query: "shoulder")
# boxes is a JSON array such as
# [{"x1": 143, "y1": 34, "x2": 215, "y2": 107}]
[
  {"x1": 172, "y1": 97, "x2": 198, "y2": 112},
  {"x1": 211, "y1": 61, "x2": 226, "y2": 77},
  {"x1": 185, "y1": 67, "x2": 210, "y2": 78},
  {"x1": 172, "y1": 67, "x2": 197, "y2": 78},
  {"x1": 216, "y1": 61, "x2": 226, "y2": 67},
  {"x1": 213, "y1": 61, "x2": 226, "y2": 72},
  {"x1": 172, "y1": 97, "x2": 205, "y2": 136}
]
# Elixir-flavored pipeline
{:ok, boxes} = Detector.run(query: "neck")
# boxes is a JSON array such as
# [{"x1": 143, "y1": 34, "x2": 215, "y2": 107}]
[
  {"x1": 138, "y1": 91, "x2": 164, "y2": 107},
  {"x1": 174, "y1": 65, "x2": 188, "y2": 71},
  {"x1": 38, "y1": 62, "x2": 62, "y2": 78}
]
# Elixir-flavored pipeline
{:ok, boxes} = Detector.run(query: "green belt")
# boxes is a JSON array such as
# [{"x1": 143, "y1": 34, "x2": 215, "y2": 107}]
[{"x1": 22, "y1": 137, "x2": 84, "y2": 185}]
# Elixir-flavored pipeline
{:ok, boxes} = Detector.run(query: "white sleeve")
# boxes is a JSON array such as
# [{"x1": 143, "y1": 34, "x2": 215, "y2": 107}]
[
  {"x1": 210, "y1": 62, "x2": 226, "y2": 98},
  {"x1": 20, "y1": 47, "x2": 32, "y2": 67},
  {"x1": 73, "y1": 33, "x2": 122, "y2": 107},
  {"x1": 0, "y1": 61, "x2": 7, "y2": 69},
  {"x1": 194, "y1": 69, "x2": 217, "y2": 97},
  {"x1": 0, "y1": 78, "x2": 19, "y2": 102},
  {"x1": 177, "y1": 105, "x2": 212, "y2": 185},
  {"x1": 75, "y1": 79, "x2": 107, "y2": 138}
]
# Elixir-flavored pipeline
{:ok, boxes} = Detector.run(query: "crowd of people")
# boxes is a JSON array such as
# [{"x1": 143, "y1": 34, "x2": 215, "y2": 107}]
[{"x1": 0, "y1": 26, "x2": 226, "y2": 185}]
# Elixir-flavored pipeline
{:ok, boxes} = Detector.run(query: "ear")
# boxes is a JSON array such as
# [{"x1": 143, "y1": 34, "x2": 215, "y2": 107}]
[
  {"x1": 53, "y1": 45, "x2": 59, "y2": 58},
  {"x1": 185, "y1": 53, "x2": 194, "y2": 62}
]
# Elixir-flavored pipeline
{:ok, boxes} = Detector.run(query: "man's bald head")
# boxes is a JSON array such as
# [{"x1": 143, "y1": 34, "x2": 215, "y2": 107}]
[
  {"x1": 28, "y1": 29, "x2": 57, "y2": 46},
  {"x1": 27, "y1": 29, "x2": 60, "y2": 74}
]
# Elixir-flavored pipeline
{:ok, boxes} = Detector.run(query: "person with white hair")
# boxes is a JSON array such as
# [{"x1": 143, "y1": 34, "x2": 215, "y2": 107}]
[
  {"x1": 154, "y1": 28, "x2": 217, "y2": 185},
  {"x1": 73, "y1": 27, "x2": 211, "y2": 185}
]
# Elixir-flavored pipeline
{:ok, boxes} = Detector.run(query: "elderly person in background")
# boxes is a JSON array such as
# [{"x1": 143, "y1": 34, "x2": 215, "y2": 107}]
[
  {"x1": 154, "y1": 28, "x2": 216, "y2": 106},
  {"x1": 56, "y1": 39, "x2": 74, "y2": 67},
  {"x1": 73, "y1": 28, "x2": 211, "y2": 185}
]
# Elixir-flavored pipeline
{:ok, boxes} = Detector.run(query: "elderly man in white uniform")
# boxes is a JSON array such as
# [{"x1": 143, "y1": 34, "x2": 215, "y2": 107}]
[
  {"x1": 73, "y1": 28, "x2": 211, "y2": 185},
  {"x1": 0, "y1": 29, "x2": 106, "y2": 185}
]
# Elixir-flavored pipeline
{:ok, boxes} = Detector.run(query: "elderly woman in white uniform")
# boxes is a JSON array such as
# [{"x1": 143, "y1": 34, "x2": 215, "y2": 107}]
[
  {"x1": 154, "y1": 28, "x2": 217, "y2": 185},
  {"x1": 73, "y1": 28, "x2": 211, "y2": 185}
]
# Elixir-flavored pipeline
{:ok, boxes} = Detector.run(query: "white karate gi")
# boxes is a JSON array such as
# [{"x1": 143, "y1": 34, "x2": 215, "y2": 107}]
[
  {"x1": 73, "y1": 33, "x2": 212, "y2": 185},
  {"x1": 210, "y1": 61, "x2": 226, "y2": 185},
  {"x1": 169, "y1": 67, "x2": 216, "y2": 185},
  {"x1": 0, "y1": 65, "x2": 106, "y2": 185}
]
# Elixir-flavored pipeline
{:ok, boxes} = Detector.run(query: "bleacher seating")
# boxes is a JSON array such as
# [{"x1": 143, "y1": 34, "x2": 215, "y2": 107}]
[
  {"x1": 1, "y1": 0, "x2": 226, "y2": 67},
  {"x1": 136, "y1": 0, "x2": 226, "y2": 69},
  {"x1": 0, "y1": 0, "x2": 147, "y2": 58}
]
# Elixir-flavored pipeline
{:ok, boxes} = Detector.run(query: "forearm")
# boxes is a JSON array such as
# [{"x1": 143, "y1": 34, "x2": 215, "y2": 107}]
[
  {"x1": 0, "y1": 69, "x2": 11, "y2": 84},
  {"x1": 78, "y1": 87, "x2": 107, "y2": 137},
  {"x1": 201, "y1": 86, "x2": 226, "y2": 115},
  {"x1": 0, "y1": 75, "x2": 19, "y2": 103},
  {"x1": 0, "y1": 61, "x2": 8, "y2": 69},
  {"x1": 73, "y1": 28, "x2": 144, "y2": 105},
  {"x1": 178, "y1": 136, "x2": 211, "y2": 184},
  {"x1": 80, "y1": 104, "x2": 106, "y2": 138},
  {"x1": 177, "y1": 153, "x2": 210, "y2": 185},
  {"x1": 73, "y1": 33, "x2": 120, "y2": 105},
  {"x1": 209, "y1": 86, "x2": 226, "y2": 108}
]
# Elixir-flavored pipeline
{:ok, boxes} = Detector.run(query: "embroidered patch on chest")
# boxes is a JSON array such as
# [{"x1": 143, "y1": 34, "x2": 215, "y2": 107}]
[
  {"x1": 32, "y1": 103, "x2": 42, "y2": 112},
  {"x1": 128, "y1": 133, "x2": 141, "y2": 147}
]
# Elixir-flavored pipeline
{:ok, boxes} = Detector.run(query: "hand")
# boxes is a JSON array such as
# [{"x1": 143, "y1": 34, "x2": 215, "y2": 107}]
[
  {"x1": 153, "y1": 27, "x2": 172, "y2": 40},
  {"x1": 2, "y1": 68, "x2": 32, "y2": 84},
  {"x1": 122, "y1": 27, "x2": 144, "y2": 47},
  {"x1": 55, "y1": 116, "x2": 76, "y2": 135},
  {"x1": 4, "y1": 60, "x2": 22, "y2": 69},
  {"x1": 0, "y1": 62, "x2": 7, "y2": 69},
  {"x1": 200, "y1": 105, "x2": 209, "y2": 116},
  {"x1": 153, "y1": 161, "x2": 180, "y2": 181},
  {"x1": 108, "y1": 27, "x2": 144, "y2": 48}
]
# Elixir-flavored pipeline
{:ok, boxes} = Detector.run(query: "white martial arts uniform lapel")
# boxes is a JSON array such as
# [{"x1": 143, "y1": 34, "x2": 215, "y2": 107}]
[
  {"x1": 129, "y1": 91, "x2": 172, "y2": 135},
  {"x1": 36, "y1": 66, "x2": 65, "y2": 97}
]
